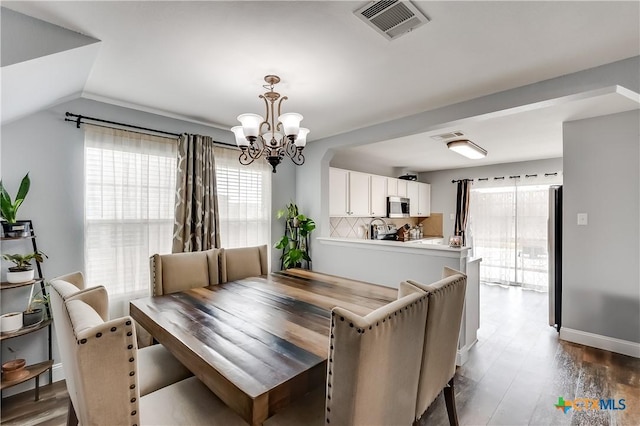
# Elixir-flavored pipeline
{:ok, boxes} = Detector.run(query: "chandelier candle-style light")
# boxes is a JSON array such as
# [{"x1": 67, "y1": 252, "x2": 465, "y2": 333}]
[{"x1": 231, "y1": 75, "x2": 309, "y2": 173}]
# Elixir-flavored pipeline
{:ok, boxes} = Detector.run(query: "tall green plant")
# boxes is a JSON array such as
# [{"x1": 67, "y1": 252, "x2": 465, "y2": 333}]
[
  {"x1": 0, "y1": 173, "x2": 30, "y2": 223},
  {"x1": 274, "y1": 202, "x2": 316, "y2": 269}
]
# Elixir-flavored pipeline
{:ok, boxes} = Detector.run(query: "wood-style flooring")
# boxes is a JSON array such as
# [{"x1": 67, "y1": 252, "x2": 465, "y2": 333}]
[{"x1": 2, "y1": 283, "x2": 639, "y2": 425}]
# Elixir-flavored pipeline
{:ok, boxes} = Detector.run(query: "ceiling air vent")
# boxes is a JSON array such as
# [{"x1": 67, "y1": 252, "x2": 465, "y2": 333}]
[
  {"x1": 430, "y1": 131, "x2": 465, "y2": 141},
  {"x1": 354, "y1": 0, "x2": 429, "y2": 40}
]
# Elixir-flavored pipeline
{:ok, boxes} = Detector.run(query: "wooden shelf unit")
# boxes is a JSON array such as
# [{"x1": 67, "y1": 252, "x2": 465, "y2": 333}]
[{"x1": 1, "y1": 220, "x2": 52, "y2": 401}]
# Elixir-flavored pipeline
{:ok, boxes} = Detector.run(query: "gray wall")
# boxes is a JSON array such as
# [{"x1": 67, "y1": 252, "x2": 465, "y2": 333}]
[
  {"x1": 0, "y1": 97, "x2": 295, "y2": 392},
  {"x1": 420, "y1": 157, "x2": 563, "y2": 238},
  {"x1": 563, "y1": 111, "x2": 640, "y2": 344}
]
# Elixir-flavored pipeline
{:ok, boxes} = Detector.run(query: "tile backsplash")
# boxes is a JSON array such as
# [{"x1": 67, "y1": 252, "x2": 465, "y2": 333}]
[{"x1": 329, "y1": 214, "x2": 444, "y2": 239}]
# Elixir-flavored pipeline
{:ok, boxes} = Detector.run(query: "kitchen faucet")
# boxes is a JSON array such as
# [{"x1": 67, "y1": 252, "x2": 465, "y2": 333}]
[{"x1": 368, "y1": 217, "x2": 388, "y2": 240}]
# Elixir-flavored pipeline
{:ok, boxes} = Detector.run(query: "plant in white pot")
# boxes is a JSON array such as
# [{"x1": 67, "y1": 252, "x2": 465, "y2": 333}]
[
  {"x1": 2, "y1": 251, "x2": 47, "y2": 283},
  {"x1": 0, "y1": 172, "x2": 31, "y2": 237}
]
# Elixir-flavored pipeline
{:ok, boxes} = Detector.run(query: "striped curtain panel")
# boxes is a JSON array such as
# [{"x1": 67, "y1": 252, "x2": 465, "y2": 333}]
[
  {"x1": 172, "y1": 133, "x2": 220, "y2": 252},
  {"x1": 454, "y1": 179, "x2": 471, "y2": 245}
]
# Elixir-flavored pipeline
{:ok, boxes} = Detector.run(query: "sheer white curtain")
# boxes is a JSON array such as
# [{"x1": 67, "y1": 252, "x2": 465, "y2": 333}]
[
  {"x1": 213, "y1": 146, "x2": 271, "y2": 248},
  {"x1": 84, "y1": 125, "x2": 177, "y2": 316},
  {"x1": 470, "y1": 173, "x2": 562, "y2": 290}
]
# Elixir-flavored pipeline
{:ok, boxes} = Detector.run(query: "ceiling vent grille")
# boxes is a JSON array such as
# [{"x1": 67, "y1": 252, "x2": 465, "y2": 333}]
[
  {"x1": 430, "y1": 131, "x2": 465, "y2": 141},
  {"x1": 355, "y1": 1, "x2": 429, "y2": 40}
]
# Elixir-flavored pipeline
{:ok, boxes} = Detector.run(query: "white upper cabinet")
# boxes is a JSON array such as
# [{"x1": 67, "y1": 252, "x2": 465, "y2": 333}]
[
  {"x1": 407, "y1": 181, "x2": 431, "y2": 217},
  {"x1": 397, "y1": 179, "x2": 408, "y2": 197},
  {"x1": 386, "y1": 178, "x2": 398, "y2": 197},
  {"x1": 329, "y1": 168, "x2": 349, "y2": 216},
  {"x1": 348, "y1": 171, "x2": 370, "y2": 216},
  {"x1": 370, "y1": 175, "x2": 387, "y2": 217}
]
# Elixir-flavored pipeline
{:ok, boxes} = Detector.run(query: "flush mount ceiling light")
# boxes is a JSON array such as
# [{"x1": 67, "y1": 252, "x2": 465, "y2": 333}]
[
  {"x1": 447, "y1": 139, "x2": 487, "y2": 160},
  {"x1": 231, "y1": 75, "x2": 309, "y2": 173}
]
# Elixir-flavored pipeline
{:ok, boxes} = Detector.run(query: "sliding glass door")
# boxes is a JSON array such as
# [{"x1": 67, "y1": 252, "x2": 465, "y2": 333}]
[{"x1": 469, "y1": 179, "x2": 557, "y2": 291}]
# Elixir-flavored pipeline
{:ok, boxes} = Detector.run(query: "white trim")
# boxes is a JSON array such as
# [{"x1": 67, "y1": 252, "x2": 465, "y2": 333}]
[
  {"x1": 560, "y1": 328, "x2": 640, "y2": 358},
  {"x1": 456, "y1": 339, "x2": 477, "y2": 366},
  {"x1": 52, "y1": 362, "x2": 65, "y2": 383}
]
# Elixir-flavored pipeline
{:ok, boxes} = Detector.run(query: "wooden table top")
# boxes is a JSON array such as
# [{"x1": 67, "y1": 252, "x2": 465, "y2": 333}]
[{"x1": 130, "y1": 268, "x2": 397, "y2": 424}]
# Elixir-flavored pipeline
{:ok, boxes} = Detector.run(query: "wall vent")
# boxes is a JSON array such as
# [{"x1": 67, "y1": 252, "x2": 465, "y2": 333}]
[
  {"x1": 430, "y1": 131, "x2": 465, "y2": 141},
  {"x1": 354, "y1": 1, "x2": 429, "y2": 40}
]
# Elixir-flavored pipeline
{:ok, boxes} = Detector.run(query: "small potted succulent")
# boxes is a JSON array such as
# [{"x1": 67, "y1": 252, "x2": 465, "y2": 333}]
[
  {"x1": 2, "y1": 251, "x2": 47, "y2": 283},
  {"x1": 0, "y1": 173, "x2": 32, "y2": 238},
  {"x1": 23, "y1": 286, "x2": 49, "y2": 327}
]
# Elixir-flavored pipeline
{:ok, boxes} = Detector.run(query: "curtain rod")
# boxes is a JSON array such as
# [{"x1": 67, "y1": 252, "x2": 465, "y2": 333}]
[
  {"x1": 65, "y1": 112, "x2": 181, "y2": 137},
  {"x1": 451, "y1": 172, "x2": 559, "y2": 183}
]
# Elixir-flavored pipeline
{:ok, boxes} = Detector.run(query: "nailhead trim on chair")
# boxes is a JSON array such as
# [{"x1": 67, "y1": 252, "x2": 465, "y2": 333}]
[{"x1": 325, "y1": 295, "x2": 427, "y2": 424}]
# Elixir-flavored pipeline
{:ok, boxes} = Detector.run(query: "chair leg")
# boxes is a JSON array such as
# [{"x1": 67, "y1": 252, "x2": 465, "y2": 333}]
[
  {"x1": 67, "y1": 399, "x2": 78, "y2": 426},
  {"x1": 444, "y1": 377, "x2": 459, "y2": 426}
]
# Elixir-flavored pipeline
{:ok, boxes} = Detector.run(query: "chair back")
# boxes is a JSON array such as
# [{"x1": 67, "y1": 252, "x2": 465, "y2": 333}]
[
  {"x1": 222, "y1": 244, "x2": 268, "y2": 282},
  {"x1": 55, "y1": 283, "x2": 142, "y2": 425},
  {"x1": 406, "y1": 267, "x2": 467, "y2": 419},
  {"x1": 326, "y1": 282, "x2": 428, "y2": 425},
  {"x1": 150, "y1": 248, "x2": 224, "y2": 295}
]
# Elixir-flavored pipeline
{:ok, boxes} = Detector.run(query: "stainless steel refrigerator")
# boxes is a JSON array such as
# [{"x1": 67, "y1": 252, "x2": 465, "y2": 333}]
[{"x1": 548, "y1": 185, "x2": 562, "y2": 332}]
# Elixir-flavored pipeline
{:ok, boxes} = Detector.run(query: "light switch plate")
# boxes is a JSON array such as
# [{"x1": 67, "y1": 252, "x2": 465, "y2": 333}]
[{"x1": 577, "y1": 213, "x2": 588, "y2": 226}]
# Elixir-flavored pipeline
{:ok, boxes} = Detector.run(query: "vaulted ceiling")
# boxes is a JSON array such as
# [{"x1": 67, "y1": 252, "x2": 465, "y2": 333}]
[{"x1": 2, "y1": 1, "x2": 639, "y2": 171}]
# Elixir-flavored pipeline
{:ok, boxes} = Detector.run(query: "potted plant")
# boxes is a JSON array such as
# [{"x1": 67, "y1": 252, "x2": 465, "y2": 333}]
[
  {"x1": 2, "y1": 251, "x2": 47, "y2": 283},
  {"x1": 23, "y1": 286, "x2": 48, "y2": 327},
  {"x1": 274, "y1": 202, "x2": 316, "y2": 270},
  {"x1": 0, "y1": 173, "x2": 31, "y2": 237}
]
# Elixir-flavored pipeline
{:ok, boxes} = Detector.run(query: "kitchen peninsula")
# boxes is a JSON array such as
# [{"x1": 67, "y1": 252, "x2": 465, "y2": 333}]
[{"x1": 314, "y1": 236, "x2": 480, "y2": 365}]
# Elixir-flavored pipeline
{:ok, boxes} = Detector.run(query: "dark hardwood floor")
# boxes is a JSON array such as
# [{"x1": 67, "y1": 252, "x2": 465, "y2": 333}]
[{"x1": 2, "y1": 283, "x2": 639, "y2": 425}]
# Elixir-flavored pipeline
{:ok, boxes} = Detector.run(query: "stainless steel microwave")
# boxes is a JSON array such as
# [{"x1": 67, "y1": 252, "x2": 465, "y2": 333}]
[{"x1": 387, "y1": 197, "x2": 410, "y2": 218}]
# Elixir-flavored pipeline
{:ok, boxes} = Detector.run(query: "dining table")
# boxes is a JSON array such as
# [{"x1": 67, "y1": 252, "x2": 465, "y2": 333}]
[{"x1": 129, "y1": 268, "x2": 397, "y2": 426}]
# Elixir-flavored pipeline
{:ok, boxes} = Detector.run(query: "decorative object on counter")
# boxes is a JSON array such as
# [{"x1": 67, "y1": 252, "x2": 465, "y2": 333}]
[
  {"x1": 449, "y1": 235, "x2": 463, "y2": 248},
  {"x1": 0, "y1": 312, "x2": 23, "y2": 333},
  {"x1": 2, "y1": 251, "x2": 47, "y2": 283},
  {"x1": 231, "y1": 75, "x2": 309, "y2": 173},
  {"x1": 2, "y1": 358, "x2": 27, "y2": 381},
  {"x1": 0, "y1": 173, "x2": 31, "y2": 237},
  {"x1": 275, "y1": 202, "x2": 316, "y2": 269},
  {"x1": 446, "y1": 139, "x2": 487, "y2": 159}
]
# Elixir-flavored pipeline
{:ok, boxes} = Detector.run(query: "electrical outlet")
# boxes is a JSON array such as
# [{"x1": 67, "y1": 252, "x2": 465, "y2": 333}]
[{"x1": 577, "y1": 213, "x2": 588, "y2": 226}]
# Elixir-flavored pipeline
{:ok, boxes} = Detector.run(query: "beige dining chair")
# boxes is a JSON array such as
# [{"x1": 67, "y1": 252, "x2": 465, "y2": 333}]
[
  {"x1": 265, "y1": 281, "x2": 429, "y2": 426},
  {"x1": 53, "y1": 281, "x2": 247, "y2": 425},
  {"x1": 222, "y1": 244, "x2": 269, "y2": 282},
  {"x1": 50, "y1": 273, "x2": 193, "y2": 424},
  {"x1": 150, "y1": 248, "x2": 224, "y2": 295},
  {"x1": 404, "y1": 267, "x2": 468, "y2": 426}
]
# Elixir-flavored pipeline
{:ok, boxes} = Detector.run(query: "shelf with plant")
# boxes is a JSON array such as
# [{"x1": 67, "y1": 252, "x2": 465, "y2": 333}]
[{"x1": 1, "y1": 173, "x2": 32, "y2": 238}]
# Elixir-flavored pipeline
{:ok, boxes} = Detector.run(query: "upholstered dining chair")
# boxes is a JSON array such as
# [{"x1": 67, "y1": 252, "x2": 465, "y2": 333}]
[
  {"x1": 405, "y1": 267, "x2": 468, "y2": 426},
  {"x1": 264, "y1": 281, "x2": 429, "y2": 426},
  {"x1": 50, "y1": 273, "x2": 193, "y2": 424},
  {"x1": 52, "y1": 281, "x2": 247, "y2": 425},
  {"x1": 222, "y1": 244, "x2": 269, "y2": 282},
  {"x1": 150, "y1": 248, "x2": 224, "y2": 295}
]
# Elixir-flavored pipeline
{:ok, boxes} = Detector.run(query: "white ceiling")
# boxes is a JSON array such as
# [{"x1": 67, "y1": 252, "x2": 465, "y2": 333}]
[{"x1": 3, "y1": 1, "x2": 640, "y2": 171}]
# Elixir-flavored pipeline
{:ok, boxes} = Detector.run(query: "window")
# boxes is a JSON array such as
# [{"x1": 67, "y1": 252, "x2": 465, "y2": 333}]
[
  {"x1": 84, "y1": 126, "x2": 177, "y2": 316},
  {"x1": 214, "y1": 146, "x2": 271, "y2": 249}
]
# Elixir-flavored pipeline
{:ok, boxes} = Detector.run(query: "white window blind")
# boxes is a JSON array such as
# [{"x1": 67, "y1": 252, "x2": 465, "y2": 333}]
[
  {"x1": 84, "y1": 125, "x2": 177, "y2": 316},
  {"x1": 213, "y1": 146, "x2": 271, "y2": 249}
]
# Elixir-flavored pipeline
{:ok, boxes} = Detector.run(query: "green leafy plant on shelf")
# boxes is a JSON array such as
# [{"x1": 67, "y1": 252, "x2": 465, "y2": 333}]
[
  {"x1": 274, "y1": 202, "x2": 316, "y2": 270},
  {"x1": 0, "y1": 173, "x2": 30, "y2": 224},
  {"x1": 2, "y1": 251, "x2": 47, "y2": 272}
]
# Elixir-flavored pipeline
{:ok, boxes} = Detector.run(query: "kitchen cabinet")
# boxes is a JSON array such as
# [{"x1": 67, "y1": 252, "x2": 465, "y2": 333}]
[
  {"x1": 329, "y1": 168, "x2": 370, "y2": 217},
  {"x1": 397, "y1": 179, "x2": 408, "y2": 197},
  {"x1": 407, "y1": 181, "x2": 431, "y2": 217},
  {"x1": 370, "y1": 175, "x2": 387, "y2": 216},
  {"x1": 386, "y1": 178, "x2": 398, "y2": 197}
]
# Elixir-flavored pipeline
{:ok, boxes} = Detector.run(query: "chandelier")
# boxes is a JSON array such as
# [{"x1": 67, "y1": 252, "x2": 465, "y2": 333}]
[{"x1": 231, "y1": 75, "x2": 309, "y2": 173}]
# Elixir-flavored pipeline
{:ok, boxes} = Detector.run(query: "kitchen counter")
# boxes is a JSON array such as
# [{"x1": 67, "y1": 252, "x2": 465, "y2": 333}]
[{"x1": 314, "y1": 236, "x2": 480, "y2": 366}]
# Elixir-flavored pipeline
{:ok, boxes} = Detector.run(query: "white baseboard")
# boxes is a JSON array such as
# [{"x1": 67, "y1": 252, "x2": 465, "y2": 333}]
[
  {"x1": 560, "y1": 328, "x2": 640, "y2": 358},
  {"x1": 52, "y1": 362, "x2": 65, "y2": 382},
  {"x1": 456, "y1": 338, "x2": 478, "y2": 366}
]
